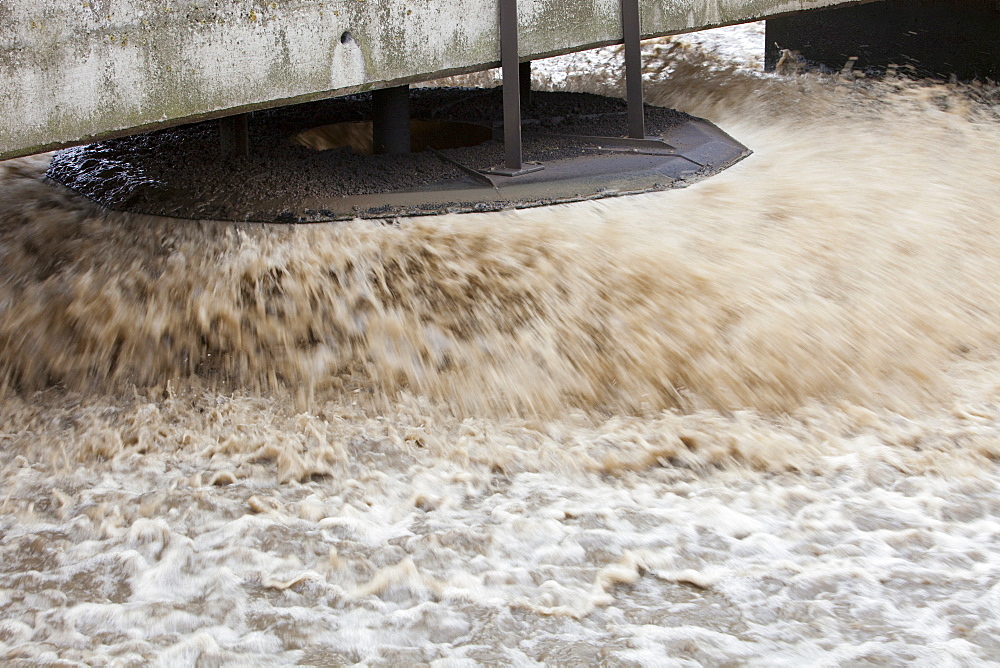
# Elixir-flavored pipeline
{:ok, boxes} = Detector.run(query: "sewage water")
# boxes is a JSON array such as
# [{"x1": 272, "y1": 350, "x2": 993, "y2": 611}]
[{"x1": 1, "y1": 38, "x2": 1000, "y2": 665}]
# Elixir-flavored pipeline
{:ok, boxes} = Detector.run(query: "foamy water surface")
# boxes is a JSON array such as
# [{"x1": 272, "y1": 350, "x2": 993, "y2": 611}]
[{"x1": 2, "y1": 32, "x2": 1000, "y2": 665}]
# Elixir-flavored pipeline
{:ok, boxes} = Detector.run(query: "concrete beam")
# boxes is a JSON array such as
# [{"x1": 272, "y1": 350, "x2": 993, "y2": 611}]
[{"x1": 1, "y1": 0, "x2": 870, "y2": 160}]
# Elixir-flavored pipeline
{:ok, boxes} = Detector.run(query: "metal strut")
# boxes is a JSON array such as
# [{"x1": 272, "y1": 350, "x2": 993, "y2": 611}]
[
  {"x1": 372, "y1": 85, "x2": 411, "y2": 155},
  {"x1": 519, "y1": 0, "x2": 673, "y2": 154},
  {"x1": 219, "y1": 113, "x2": 250, "y2": 158},
  {"x1": 483, "y1": 0, "x2": 543, "y2": 177},
  {"x1": 519, "y1": 60, "x2": 532, "y2": 106},
  {"x1": 621, "y1": 0, "x2": 646, "y2": 139}
]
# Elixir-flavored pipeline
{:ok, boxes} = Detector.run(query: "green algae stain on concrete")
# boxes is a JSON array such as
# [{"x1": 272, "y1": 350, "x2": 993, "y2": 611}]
[{"x1": 1, "y1": 0, "x2": 868, "y2": 160}]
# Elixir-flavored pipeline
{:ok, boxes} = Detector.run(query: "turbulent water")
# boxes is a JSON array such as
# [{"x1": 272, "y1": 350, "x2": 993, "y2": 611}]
[{"x1": 2, "y1": 36, "x2": 1000, "y2": 665}]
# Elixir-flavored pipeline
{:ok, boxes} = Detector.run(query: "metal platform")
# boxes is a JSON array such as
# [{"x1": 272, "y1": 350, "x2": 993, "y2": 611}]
[{"x1": 46, "y1": 89, "x2": 750, "y2": 222}]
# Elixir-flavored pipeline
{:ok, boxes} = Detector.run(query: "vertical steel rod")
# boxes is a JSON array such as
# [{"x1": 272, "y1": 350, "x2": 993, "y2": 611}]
[
  {"x1": 372, "y1": 85, "x2": 411, "y2": 155},
  {"x1": 519, "y1": 60, "x2": 532, "y2": 106},
  {"x1": 219, "y1": 113, "x2": 250, "y2": 158},
  {"x1": 500, "y1": 0, "x2": 523, "y2": 171},
  {"x1": 621, "y1": 0, "x2": 646, "y2": 139}
]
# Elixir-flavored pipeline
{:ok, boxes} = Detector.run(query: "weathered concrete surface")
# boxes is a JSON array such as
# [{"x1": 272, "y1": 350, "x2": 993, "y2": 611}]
[{"x1": 1, "y1": 0, "x2": 871, "y2": 160}]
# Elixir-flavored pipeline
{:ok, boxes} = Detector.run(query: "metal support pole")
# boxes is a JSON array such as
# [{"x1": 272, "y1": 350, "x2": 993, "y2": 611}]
[
  {"x1": 483, "y1": 0, "x2": 542, "y2": 176},
  {"x1": 372, "y1": 85, "x2": 411, "y2": 155},
  {"x1": 621, "y1": 0, "x2": 646, "y2": 139},
  {"x1": 519, "y1": 60, "x2": 532, "y2": 106},
  {"x1": 500, "y1": 0, "x2": 524, "y2": 171},
  {"x1": 219, "y1": 113, "x2": 250, "y2": 158}
]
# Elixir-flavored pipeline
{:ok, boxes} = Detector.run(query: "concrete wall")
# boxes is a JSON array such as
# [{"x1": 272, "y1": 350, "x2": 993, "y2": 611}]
[{"x1": 0, "y1": 0, "x2": 870, "y2": 160}]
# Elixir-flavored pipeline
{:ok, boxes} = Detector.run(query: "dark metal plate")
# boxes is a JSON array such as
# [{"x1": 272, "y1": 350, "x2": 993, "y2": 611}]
[{"x1": 46, "y1": 89, "x2": 750, "y2": 222}]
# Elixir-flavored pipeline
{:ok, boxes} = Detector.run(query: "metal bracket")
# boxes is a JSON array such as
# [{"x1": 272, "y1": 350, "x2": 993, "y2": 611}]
[
  {"x1": 431, "y1": 148, "x2": 502, "y2": 191},
  {"x1": 528, "y1": 133, "x2": 676, "y2": 152},
  {"x1": 482, "y1": 163, "x2": 544, "y2": 177},
  {"x1": 526, "y1": 132, "x2": 706, "y2": 166},
  {"x1": 482, "y1": 0, "x2": 544, "y2": 177}
]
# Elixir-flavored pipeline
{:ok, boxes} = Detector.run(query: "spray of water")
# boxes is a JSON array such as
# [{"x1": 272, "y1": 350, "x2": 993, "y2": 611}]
[
  {"x1": 1, "y1": 46, "x2": 999, "y2": 420},
  {"x1": 2, "y1": 39, "x2": 1000, "y2": 665}
]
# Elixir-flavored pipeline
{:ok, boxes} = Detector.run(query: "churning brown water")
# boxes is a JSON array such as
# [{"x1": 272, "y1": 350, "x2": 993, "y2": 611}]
[{"x1": 2, "y1": 40, "x2": 1000, "y2": 665}]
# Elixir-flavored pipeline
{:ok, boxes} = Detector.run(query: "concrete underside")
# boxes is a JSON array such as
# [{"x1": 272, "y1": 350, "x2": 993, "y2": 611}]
[{"x1": 0, "y1": 0, "x2": 872, "y2": 161}]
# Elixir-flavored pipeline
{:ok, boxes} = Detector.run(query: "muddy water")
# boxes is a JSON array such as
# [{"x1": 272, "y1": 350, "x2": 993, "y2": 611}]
[{"x1": 2, "y1": 42, "x2": 1000, "y2": 665}]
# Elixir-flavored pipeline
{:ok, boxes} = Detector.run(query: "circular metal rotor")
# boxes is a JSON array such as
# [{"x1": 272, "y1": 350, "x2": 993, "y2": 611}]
[{"x1": 47, "y1": 89, "x2": 750, "y2": 222}]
